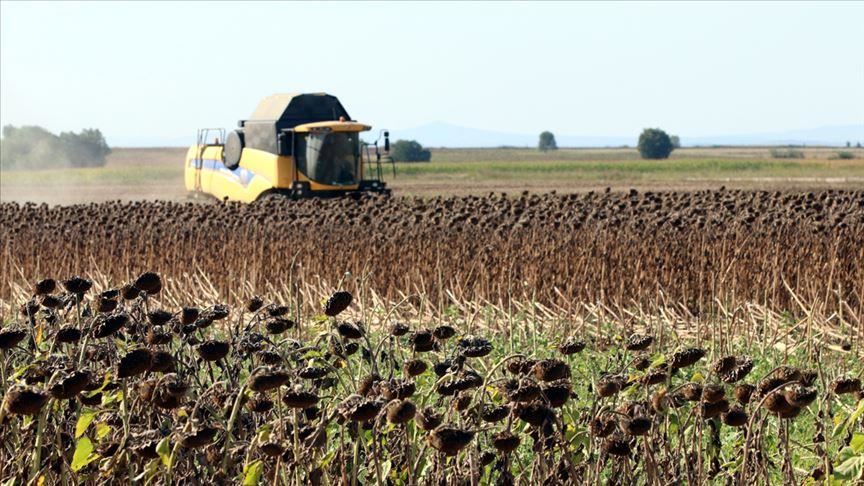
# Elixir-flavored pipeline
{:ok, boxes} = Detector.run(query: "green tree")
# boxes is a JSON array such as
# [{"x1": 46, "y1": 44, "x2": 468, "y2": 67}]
[
  {"x1": 391, "y1": 140, "x2": 431, "y2": 162},
  {"x1": 670, "y1": 135, "x2": 681, "y2": 149},
  {"x1": 538, "y1": 131, "x2": 557, "y2": 152},
  {"x1": 637, "y1": 128, "x2": 675, "y2": 159},
  {"x1": 1, "y1": 125, "x2": 110, "y2": 169},
  {"x1": 60, "y1": 128, "x2": 111, "y2": 168}
]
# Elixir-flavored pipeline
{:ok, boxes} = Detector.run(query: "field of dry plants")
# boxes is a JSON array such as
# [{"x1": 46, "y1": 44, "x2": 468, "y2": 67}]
[{"x1": 1, "y1": 188, "x2": 864, "y2": 484}]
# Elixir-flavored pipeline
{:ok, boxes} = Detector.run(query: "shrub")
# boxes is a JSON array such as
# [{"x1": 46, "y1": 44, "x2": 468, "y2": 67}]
[
  {"x1": 391, "y1": 140, "x2": 431, "y2": 162},
  {"x1": 0, "y1": 125, "x2": 110, "y2": 170},
  {"x1": 770, "y1": 148, "x2": 805, "y2": 159},
  {"x1": 637, "y1": 128, "x2": 674, "y2": 159},
  {"x1": 538, "y1": 131, "x2": 557, "y2": 152},
  {"x1": 835, "y1": 151, "x2": 856, "y2": 160}
]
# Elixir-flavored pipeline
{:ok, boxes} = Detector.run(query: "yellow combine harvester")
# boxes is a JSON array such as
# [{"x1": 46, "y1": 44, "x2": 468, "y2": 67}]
[{"x1": 184, "y1": 93, "x2": 391, "y2": 202}]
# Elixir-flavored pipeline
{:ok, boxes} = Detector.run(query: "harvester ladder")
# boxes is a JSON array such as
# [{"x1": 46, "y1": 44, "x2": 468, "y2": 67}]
[{"x1": 194, "y1": 128, "x2": 225, "y2": 192}]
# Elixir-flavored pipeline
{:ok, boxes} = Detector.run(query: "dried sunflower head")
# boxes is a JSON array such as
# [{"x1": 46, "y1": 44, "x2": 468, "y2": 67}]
[
  {"x1": 558, "y1": 338, "x2": 586, "y2": 355},
  {"x1": 427, "y1": 426, "x2": 474, "y2": 456},
  {"x1": 831, "y1": 377, "x2": 861, "y2": 395},
  {"x1": 669, "y1": 348, "x2": 705, "y2": 370},
  {"x1": 386, "y1": 399, "x2": 417, "y2": 424},
  {"x1": 492, "y1": 431, "x2": 521, "y2": 454},
  {"x1": 626, "y1": 334, "x2": 653, "y2": 351},
  {"x1": 532, "y1": 359, "x2": 571, "y2": 382},
  {"x1": 3, "y1": 386, "x2": 50, "y2": 415},
  {"x1": 324, "y1": 291, "x2": 353, "y2": 317}
]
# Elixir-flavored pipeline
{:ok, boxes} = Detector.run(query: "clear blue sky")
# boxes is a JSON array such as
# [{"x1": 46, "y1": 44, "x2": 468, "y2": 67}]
[{"x1": 1, "y1": 1, "x2": 862, "y2": 145}]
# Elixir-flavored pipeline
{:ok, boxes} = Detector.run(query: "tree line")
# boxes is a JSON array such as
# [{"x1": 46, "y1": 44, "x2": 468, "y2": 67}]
[
  {"x1": 0, "y1": 125, "x2": 111, "y2": 170},
  {"x1": 538, "y1": 128, "x2": 679, "y2": 159},
  {"x1": 390, "y1": 127, "x2": 682, "y2": 163}
]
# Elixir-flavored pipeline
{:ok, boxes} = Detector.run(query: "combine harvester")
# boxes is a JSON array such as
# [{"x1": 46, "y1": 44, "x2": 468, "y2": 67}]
[{"x1": 185, "y1": 93, "x2": 392, "y2": 202}]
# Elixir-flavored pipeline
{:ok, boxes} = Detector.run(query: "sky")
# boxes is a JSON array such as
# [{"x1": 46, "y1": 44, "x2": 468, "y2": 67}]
[{"x1": 1, "y1": 1, "x2": 862, "y2": 146}]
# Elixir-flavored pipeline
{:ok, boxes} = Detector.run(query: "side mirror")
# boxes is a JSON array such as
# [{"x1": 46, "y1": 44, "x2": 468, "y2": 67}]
[{"x1": 384, "y1": 131, "x2": 390, "y2": 153}]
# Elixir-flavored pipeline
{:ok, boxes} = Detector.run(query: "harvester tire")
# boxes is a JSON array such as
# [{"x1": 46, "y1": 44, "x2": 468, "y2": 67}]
[{"x1": 223, "y1": 130, "x2": 244, "y2": 170}]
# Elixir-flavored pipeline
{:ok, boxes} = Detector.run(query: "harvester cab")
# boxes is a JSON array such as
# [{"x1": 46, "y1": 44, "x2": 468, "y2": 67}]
[{"x1": 184, "y1": 93, "x2": 392, "y2": 202}]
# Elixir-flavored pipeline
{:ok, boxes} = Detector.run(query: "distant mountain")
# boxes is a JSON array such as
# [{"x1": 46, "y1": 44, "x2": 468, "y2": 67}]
[
  {"x1": 389, "y1": 122, "x2": 864, "y2": 148},
  {"x1": 683, "y1": 125, "x2": 864, "y2": 147}
]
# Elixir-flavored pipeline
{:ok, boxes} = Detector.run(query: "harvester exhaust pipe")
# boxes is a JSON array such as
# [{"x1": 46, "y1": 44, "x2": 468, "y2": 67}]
[{"x1": 384, "y1": 131, "x2": 395, "y2": 177}]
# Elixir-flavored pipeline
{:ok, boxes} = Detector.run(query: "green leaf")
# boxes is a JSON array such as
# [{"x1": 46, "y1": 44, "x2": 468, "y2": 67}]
[
  {"x1": 569, "y1": 429, "x2": 590, "y2": 449},
  {"x1": 71, "y1": 437, "x2": 97, "y2": 472},
  {"x1": 102, "y1": 391, "x2": 120, "y2": 406},
  {"x1": 833, "y1": 410, "x2": 848, "y2": 437},
  {"x1": 379, "y1": 459, "x2": 392, "y2": 480},
  {"x1": 842, "y1": 401, "x2": 864, "y2": 439},
  {"x1": 156, "y1": 437, "x2": 172, "y2": 468},
  {"x1": 621, "y1": 383, "x2": 639, "y2": 398},
  {"x1": 833, "y1": 446, "x2": 864, "y2": 481},
  {"x1": 75, "y1": 409, "x2": 97, "y2": 439},
  {"x1": 95, "y1": 422, "x2": 111, "y2": 440},
  {"x1": 132, "y1": 460, "x2": 160, "y2": 482},
  {"x1": 256, "y1": 423, "x2": 273, "y2": 443},
  {"x1": 852, "y1": 432, "x2": 864, "y2": 454},
  {"x1": 834, "y1": 456, "x2": 864, "y2": 481},
  {"x1": 318, "y1": 449, "x2": 337, "y2": 468},
  {"x1": 242, "y1": 460, "x2": 264, "y2": 486},
  {"x1": 650, "y1": 355, "x2": 666, "y2": 368},
  {"x1": 83, "y1": 374, "x2": 109, "y2": 397},
  {"x1": 824, "y1": 476, "x2": 847, "y2": 486},
  {"x1": 301, "y1": 350, "x2": 324, "y2": 360},
  {"x1": 667, "y1": 411, "x2": 680, "y2": 435}
]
